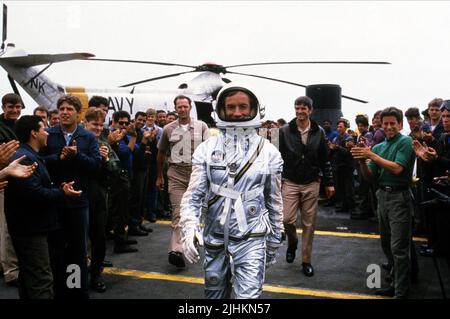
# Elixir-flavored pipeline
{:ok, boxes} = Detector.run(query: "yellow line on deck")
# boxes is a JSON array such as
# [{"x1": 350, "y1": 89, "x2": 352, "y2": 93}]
[
  {"x1": 104, "y1": 267, "x2": 204, "y2": 285},
  {"x1": 154, "y1": 220, "x2": 426, "y2": 242},
  {"x1": 103, "y1": 267, "x2": 385, "y2": 299},
  {"x1": 155, "y1": 220, "x2": 171, "y2": 225}
]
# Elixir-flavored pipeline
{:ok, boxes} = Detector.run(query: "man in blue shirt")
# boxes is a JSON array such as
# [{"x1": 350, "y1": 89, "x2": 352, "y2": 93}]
[
  {"x1": 329, "y1": 118, "x2": 356, "y2": 213},
  {"x1": 322, "y1": 119, "x2": 338, "y2": 142}
]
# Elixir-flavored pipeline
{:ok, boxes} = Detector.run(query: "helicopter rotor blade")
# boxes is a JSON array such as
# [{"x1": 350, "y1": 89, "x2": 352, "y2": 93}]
[
  {"x1": 119, "y1": 70, "x2": 197, "y2": 88},
  {"x1": 226, "y1": 70, "x2": 308, "y2": 88},
  {"x1": 339, "y1": 94, "x2": 368, "y2": 104},
  {"x1": 225, "y1": 61, "x2": 391, "y2": 68},
  {"x1": 226, "y1": 71, "x2": 368, "y2": 103},
  {"x1": 88, "y1": 58, "x2": 195, "y2": 69},
  {"x1": 1, "y1": 4, "x2": 7, "y2": 50}
]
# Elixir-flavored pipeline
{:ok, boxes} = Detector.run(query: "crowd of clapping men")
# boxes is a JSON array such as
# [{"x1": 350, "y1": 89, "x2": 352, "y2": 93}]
[
  {"x1": 312, "y1": 99, "x2": 450, "y2": 297},
  {"x1": 259, "y1": 98, "x2": 450, "y2": 298},
  {"x1": 0, "y1": 92, "x2": 449, "y2": 300},
  {"x1": 0, "y1": 93, "x2": 177, "y2": 298}
]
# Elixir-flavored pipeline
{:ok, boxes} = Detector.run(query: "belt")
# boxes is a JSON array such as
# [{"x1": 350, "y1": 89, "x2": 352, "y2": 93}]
[
  {"x1": 169, "y1": 163, "x2": 192, "y2": 169},
  {"x1": 379, "y1": 185, "x2": 409, "y2": 192}
]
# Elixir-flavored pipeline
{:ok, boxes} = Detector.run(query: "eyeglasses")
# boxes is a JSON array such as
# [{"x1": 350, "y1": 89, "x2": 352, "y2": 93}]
[{"x1": 118, "y1": 121, "x2": 129, "y2": 126}]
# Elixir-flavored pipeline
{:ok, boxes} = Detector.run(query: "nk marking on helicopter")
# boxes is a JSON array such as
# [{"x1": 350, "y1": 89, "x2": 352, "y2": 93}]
[{"x1": 0, "y1": 4, "x2": 390, "y2": 126}]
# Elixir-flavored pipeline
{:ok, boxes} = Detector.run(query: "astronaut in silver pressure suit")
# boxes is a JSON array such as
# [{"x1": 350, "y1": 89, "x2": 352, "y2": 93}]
[{"x1": 179, "y1": 83, "x2": 284, "y2": 299}]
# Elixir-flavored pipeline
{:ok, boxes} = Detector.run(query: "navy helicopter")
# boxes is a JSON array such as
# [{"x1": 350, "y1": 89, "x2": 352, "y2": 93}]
[{"x1": 0, "y1": 4, "x2": 389, "y2": 126}]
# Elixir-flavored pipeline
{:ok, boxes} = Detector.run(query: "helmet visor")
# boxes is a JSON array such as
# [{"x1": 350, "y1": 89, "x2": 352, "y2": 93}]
[{"x1": 216, "y1": 88, "x2": 259, "y2": 122}]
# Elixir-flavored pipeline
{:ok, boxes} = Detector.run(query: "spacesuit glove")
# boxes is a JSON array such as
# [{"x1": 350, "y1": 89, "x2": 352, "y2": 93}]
[
  {"x1": 265, "y1": 245, "x2": 278, "y2": 269},
  {"x1": 182, "y1": 227, "x2": 204, "y2": 264}
]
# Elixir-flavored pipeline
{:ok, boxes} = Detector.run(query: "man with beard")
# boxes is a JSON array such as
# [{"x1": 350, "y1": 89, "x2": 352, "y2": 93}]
[{"x1": 156, "y1": 110, "x2": 167, "y2": 128}]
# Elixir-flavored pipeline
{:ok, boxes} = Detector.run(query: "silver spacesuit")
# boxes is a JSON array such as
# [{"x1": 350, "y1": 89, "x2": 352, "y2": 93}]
[{"x1": 179, "y1": 83, "x2": 284, "y2": 299}]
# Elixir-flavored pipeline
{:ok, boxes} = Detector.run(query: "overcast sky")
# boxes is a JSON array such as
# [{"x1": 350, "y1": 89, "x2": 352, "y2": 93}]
[{"x1": 1, "y1": 1, "x2": 449, "y2": 129}]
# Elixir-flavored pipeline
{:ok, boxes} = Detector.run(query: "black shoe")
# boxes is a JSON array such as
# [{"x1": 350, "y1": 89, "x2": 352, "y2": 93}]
[
  {"x1": 128, "y1": 227, "x2": 148, "y2": 237},
  {"x1": 323, "y1": 201, "x2": 335, "y2": 207},
  {"x1": 90, "y1": 274, "x2": 106, "y2": 293},
  {"x1": 168, "y1": 251, "x2": 185, "y2": 268},
  {"x1": 381, "y1": 262, "x2": 392, "y2": 271},
  {"x1": 286, "y1": 249, "x2": 296, "y2": 264},
  {"x1": 114, "y1": 244, "x2": 138, "y2": 254},
  {"x1": 126, "y1": 239, "x2": 138, "y2": 245},
  {"x1": 375, "y1": 286, "x2": 395, "y2": 297},
  {"x1": 148, "y1": 215, "x2": 157, "y2": 223},
  {"x1": 102, "y1": 260, "x2": 113, "y2": 268},
  {"x1": 140, "y1": 224, "x2": 153, "y2": 233},
  {"x1": 302, "y1": 263, "x2": 314, "y2": 277},
  {"x1": 419, "y1": 247, "x2": 434, "y2": 257},
  {"x1": 286, "y1": 239, "x2": 298, "y2": 264}
]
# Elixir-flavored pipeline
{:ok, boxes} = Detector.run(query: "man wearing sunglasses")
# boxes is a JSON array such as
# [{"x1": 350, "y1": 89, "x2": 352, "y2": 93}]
[{"x1": 109, "y1": 110, "x2": 142, "y2": 254}]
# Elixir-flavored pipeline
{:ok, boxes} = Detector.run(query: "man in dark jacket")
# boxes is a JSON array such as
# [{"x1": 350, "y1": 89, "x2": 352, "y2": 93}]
[
  {"x1": 427, "y1": 98, "x2": 445, "y2": 140},
  {"x1": 41, "y1": 95, "x2": 101, "y2": 299},
  {"x1": 329, "y1": 118, "x2": 356, "y2": 213},
  {"x1": 5, "y1": 115, "x2": 81, "y2": 299},
  {"x1": 84, "y1": 107, "x2": 122, "y2": 293},
  {"x1": 129, "y1": 111, "x2": 152, "y2": 236},
  {"x1": 0, "y1": 93, "x2": 23, "y2": 286},
  {"x1": 413, "y1": 100, "x2": 450, "y2": 257},
  {"x1": 108, "y1": 110, "x2": 141, "y2": 253},
  {"x1": 279, "y1": 96, "x2": 335, "y2": 278}
]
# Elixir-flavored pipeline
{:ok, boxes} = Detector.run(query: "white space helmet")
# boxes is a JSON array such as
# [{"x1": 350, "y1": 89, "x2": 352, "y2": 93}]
[{"x1": 213, "y1": 82, "x2": 264, "y2": 129}]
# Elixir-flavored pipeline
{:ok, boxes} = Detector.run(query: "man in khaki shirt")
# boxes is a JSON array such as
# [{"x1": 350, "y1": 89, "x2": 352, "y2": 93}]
[{"x1": 156, "y1": 95, "x2": 210, "y2": 268}]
